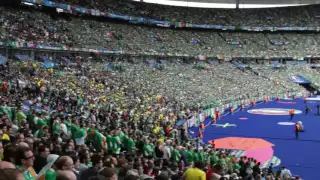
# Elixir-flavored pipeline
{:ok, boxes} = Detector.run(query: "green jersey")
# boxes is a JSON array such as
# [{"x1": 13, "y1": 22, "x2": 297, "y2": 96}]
[
  {"x1": 143, "y1": 144, "x2": 153, "y2": 157},
  {"x1": 70, "y1": 123, "x2": 80, "y2": 139},
  {"x1": 45, "y1": 170, "x2": 57, "y2": 180},
  {"x1": 17, "y1": 111, "x2": 27, "y2": 125},
  {"x1": 186, "y1": 150, "x2": 194, "y2": 164},
  {"x1": 193, "y1": 152, "x2": 200, "y2": 162},
  {"x1": 171, "y1": 149, "x2": 181, "y2": 163},
  {"x1": 107, "y1": 135, "x2": 114, "y2": 152},
  {"x1": 112, "y1": 135, "x2": 121, "y2": 154},
  {"x1": 124, "y1": 137, "x2": 136, "y2": 153}
]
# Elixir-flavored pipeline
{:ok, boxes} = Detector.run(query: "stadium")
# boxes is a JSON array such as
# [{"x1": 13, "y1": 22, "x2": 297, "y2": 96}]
[{"x1": 0, "y1": 0, "x2": 320, "y2": 179}]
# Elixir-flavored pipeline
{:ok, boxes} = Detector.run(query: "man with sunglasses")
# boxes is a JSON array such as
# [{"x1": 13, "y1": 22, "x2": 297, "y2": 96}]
[{"x1": 15, "y1": 146, "x2": 37, "y2": 180}]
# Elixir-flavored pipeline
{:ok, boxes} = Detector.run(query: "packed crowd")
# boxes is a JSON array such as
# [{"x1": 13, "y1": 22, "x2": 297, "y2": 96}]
[
  {"x1": 0, "y1": 58, "x2": 305, "y2": 180},
  {"x1": 1, "y1": 6, "x2": 320, "y2": 57},
  {"x1": 51, "y1": 0, "x2": 320, "y2": 27},
  {"x1": 0, "y1": 2, "x2": 316, "y2": 180}
]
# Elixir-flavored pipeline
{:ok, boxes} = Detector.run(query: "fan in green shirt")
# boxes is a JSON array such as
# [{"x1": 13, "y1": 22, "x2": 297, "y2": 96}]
[
  {"x1": 27, "y1": 110, "x2": 36, "y2": 126},
  {"x1": 158, "y1": 128, "x2": 165, "y2": 138},
  {"x1": 106, "y1": 135, "x2": 114, "y2": 152},
  {"x1": 111, "y1": 135, "x2": 121, "y2": 154},
  {"x1": 193, "y1": 151, "x2": 200, "y2": 163},
  {"x1": 87, "y1": 129, "x2": 106, "y2": 152},
  {"x1": 119, "y1": 131, "x2": 126, "y2": 148},
  {"x1": 44, "y1": 169, "x2": 57, "y2": 180},
  {"x1": 70, "y1": 122, "x2": 81, "y2": 139},
  {"x1": 1, "y1": 106, "x2": 13, "y2": 121},
  {"x1": 65, "y1": 118, "x2": 72, "y2": 132},
  {"x1": 209, "y1": 153, "x2": 219, "y2": 166},
  {"x1": 34, "y1": 126, "x2": 48, "y2": 138},
  {"x1": 198, "y1": 150, "x2": 206, "y2": 163},
  {"x1": 186, "y1": 149, "x2": 194, "y2": 165},
  {"x1": 36, "y1": 118, "x2": 47, "y2": 130},
  {"x1": 52, "y1": 119, "x2": 61, "y2": 135},
  {"x1": 123, "y1": 136, "x2": 136, "y2": 153},
  {"x1": 16, "y1": 165, "x2": 36, "y2": 180},
  {"x1": 232, "y1": 163, "x2": 241, "y2": 170},
  {"x1": 143, "y1": 144, "x2": 153, "y2": 157},
  {"x1": 171, "y1": 148, "x2": 181, "y2": 164},
  {"x1": 17, "y1": 110, "x2": 27, "y2": 126},
  {"x1": 77, "y1": 97, "x2": 83, "y2": 105}
]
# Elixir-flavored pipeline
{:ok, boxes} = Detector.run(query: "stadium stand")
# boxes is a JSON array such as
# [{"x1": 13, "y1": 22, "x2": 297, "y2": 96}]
[{"x1": 0, "y1": 1, "x2": 317, "y2": 180}]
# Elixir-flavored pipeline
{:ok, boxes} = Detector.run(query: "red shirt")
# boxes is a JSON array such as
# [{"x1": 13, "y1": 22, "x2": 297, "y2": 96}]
[{"x1": 206, "y1": 168, "x2": 214, "y2": 180}]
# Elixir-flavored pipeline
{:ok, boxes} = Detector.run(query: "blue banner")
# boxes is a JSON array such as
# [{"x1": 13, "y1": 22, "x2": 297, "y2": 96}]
[
  {"x1": 272, "y1": 61, "x2": 281, "y2": 68},
  {"x1": 41, "y1": 62, "x2": 56, "y2": 68},
  {"x1": 289, "y1": 75, "x2": 310, "y2": 84}
]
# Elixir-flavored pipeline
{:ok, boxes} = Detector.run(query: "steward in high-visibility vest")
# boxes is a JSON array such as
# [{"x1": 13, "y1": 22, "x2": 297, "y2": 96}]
[
  {"x1": 198, "y1": 122, "x2": 205, "y2": 137},
  {"x1": 295, "y1": 123, "x2": 300, "y2": 139},
  {"x1": 199, "y1": 131, "x2": 203, "y2": 138},
  {"x1": 290, "y1": 109, "x2": 294, "y2": 120}
]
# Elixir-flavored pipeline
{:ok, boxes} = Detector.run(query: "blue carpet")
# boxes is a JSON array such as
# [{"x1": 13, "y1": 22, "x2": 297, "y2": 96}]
[{"x1": 189, "y1": 98, "x2": 320, "y2": 180}]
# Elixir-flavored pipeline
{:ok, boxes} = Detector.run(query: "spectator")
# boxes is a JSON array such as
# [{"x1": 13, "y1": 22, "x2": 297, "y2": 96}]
[
  {"x1": 78, "y1": 150, "x2": 90, "y2": 172},
  {"x1": 55, "y1": 156, "x2": 74, "y2": 171},
  {"x1": 15, "y1": 146, "x2": 37, "y2": 180},
  {"x1": 280, "y1": 166, "x2": 292, "y2": 179},
  {"x1": 34, "y1": 145, "x2": 50, "y2": 173},
  {"x1": 0, "y1": 168, "x2": 24, "y2": 180},
  {"x1": 0, "y1": 161, "x2": 15, "y2": 169},
  {"x1": 182, "y1": 162, "x2": 206, "y2": 180},
  {"x1": 57, "y1": 170, "x2": 78, "y2": 180},
  {"x1": 91, "y1": 167, "x2": 118, "y2": 180},
  {"x1": 79, "y1": 154, "x2": 103, "y2": 180},
  {"x1": 70, "y1": 155, "x2": 81, "y2": 179}
]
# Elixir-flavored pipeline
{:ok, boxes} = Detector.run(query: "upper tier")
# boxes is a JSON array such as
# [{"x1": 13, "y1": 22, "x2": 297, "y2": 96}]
[{"x1": 49, "y1": 0, "x2": 320, "y2": 27}]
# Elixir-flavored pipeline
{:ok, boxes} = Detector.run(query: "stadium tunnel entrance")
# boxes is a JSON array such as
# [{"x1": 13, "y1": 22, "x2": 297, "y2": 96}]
[{"x1": 289, "y1": 75, "x2": 320, "y2": 94}]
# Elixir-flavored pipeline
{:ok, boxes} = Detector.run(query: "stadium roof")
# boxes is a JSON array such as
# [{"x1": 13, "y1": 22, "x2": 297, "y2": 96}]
[{"x1": 135, "y1": 0, "x2": 313, "y2": 8}]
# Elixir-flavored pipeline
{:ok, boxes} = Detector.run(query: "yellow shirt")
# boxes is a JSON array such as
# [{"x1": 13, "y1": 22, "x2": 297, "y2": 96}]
[
  {"x1": 183, "y1": 168, "x2": 206, "y2": 180},
  {"x1": 1, "y1": 133, "x2": 10, "y2": 141}
]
